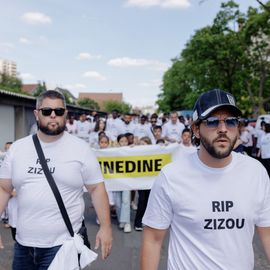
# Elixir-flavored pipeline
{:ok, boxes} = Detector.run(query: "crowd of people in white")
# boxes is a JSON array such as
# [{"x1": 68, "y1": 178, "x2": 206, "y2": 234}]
[
  {"x1": 1, "y1": 109, "x2": 270, "y2": 247},
  {"x1": 64, "y1": 110, "x2": 196, "y2": 233}
]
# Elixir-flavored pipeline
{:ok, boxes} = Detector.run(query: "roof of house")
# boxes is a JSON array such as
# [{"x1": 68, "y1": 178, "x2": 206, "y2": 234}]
[
  {"x1": 54, "y1": 87, "x2": 77, "y2": 100},
  {"x1": 21, "y1": 84, "x2": 39, "y2": 94},
  {"x1": 78, "y1": 92, "x2": 123, "y2": 104}
]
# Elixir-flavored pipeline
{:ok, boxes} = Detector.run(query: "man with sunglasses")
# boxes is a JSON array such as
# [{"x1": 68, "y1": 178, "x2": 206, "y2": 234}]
[
  {"x1": 0, "y1": 90, "x2": 112, "y2": 269},
  {"x1": 140, "y1": 89, "x2": 270, "y2": 270}
]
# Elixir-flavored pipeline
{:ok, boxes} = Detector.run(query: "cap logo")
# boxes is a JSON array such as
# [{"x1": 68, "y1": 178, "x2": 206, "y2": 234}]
[{"x1": 227, "y1": 94, "x2": 235, "y2": 105}]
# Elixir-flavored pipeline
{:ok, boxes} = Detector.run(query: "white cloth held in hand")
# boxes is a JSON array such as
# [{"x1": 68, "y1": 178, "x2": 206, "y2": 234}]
[{"x1": 48, "y1": 234, "x2": 98, "y2": 270}]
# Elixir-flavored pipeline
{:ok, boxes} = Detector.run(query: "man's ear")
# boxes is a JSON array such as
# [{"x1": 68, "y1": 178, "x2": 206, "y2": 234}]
[
  {"x1": 33, "y1": 109, "x2": 39, "y2": 121},
  {"x1": 191, "y1": 122, "x2": 200, "y2": 139}
]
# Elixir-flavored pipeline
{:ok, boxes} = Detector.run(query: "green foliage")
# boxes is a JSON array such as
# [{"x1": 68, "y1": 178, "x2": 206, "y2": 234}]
[
  {"x1": 0, "y1": 73, "x2": 22, "y2": 93},
  {"x1": 33, "y1": 81, "x2": 47, "y2": 97},
  {"x1": 77, "y1": 98, "x2": 100, "y2": 110},
  {"x1": 157, "y1": 0, "x2": 270, "y2": 117},
  {"x1": 62, "y1": 92, "x2": 76, "y2": 105},
  {"x1": 103, "y1": 100, "x2": 131, "y2": 114}
]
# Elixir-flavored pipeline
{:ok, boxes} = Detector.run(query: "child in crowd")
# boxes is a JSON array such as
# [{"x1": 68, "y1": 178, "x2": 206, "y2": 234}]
[
  {"x1": 134, "y1": 136, "x2": 152, "y2": 231},
  {"x1": 179, "y1": 128, "x2": 197, "y2": 153},
  {"x1": 113, "y1": 134, "x2": 132, "y2": 233},
  {"x1": 97, "y1": 135, "x2": 116, "y2": 223}
]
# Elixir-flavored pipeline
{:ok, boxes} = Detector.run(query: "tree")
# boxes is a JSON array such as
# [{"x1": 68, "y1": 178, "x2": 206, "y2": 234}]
[
  {"x1": 255, "y1": 0, "x2": 270, "y2": 13},
  {"x1": 77, "y1": 98, "x2": 100, "y2": 110},
  {"x1": 157, "y1": 1, "x2": 270, "y2": 117},
  {"x1": 243, "y1": 3, "x2": 270, "y2": 115},
  {"x1": 33, "y1": 81, "x2": 47, "y2": 97},
  {"x1": 0, "y1": 73, "x2": 22, "y2": 93},
  {"x1": 103, "y1": 100, "x2": 131, "y2": 114}
]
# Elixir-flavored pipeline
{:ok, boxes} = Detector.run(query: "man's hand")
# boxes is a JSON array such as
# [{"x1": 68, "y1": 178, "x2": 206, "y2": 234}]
[
  {"x1": 95, "y1": 225, "x2": 112, "y2": 260},
  {"x1": 85, "y1": 182, "x2": 113, "y2": 260}
]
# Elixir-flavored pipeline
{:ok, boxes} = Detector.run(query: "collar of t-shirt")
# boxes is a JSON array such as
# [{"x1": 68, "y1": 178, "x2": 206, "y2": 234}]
[{"x1": 192, "y1": 151, "x2": 237, "y2": 174}]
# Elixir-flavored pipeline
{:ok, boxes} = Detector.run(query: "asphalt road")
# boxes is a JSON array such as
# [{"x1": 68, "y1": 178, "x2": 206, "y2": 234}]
[{"x1": 0, "y1": 194, "x2": 269, "y2": 270}]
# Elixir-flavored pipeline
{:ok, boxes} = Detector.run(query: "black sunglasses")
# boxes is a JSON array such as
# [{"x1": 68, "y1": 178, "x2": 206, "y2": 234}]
[
  {"x1": 202, "y1": 117, "x2": 239, "y2": 129},
  {"x1": 38, "y1": 107, "x2": 66, "y2": 117}
]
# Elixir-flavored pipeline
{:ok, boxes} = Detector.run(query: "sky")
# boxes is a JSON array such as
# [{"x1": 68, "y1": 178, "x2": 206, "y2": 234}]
[{"x1": 0, "y1": 0, "x2": 259, "y2": 108}]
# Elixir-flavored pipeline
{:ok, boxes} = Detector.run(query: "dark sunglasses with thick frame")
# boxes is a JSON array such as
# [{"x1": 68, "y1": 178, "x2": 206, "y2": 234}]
[
  {"x1": 38, "y1": 107, "x2": 66, "y2": 117},
  {"x1": 202, "y1": 116, "x2": 240, "y2": 129}
]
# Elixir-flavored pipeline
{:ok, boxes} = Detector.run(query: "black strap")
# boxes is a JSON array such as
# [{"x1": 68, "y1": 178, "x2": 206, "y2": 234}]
[{"x1": 32, "y1": 134, "x2": 74, "y2": 237}]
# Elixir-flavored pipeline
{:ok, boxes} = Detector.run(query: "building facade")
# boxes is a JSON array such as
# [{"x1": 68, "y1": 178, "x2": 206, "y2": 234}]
[{"x1": 0, "y1": 59, "x2": 17, "y2": 77}]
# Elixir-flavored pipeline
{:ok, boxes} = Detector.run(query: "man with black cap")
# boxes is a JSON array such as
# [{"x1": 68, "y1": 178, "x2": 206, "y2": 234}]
[{"x1": 140, "y1": 89, "x2": 270, "y2": 270}]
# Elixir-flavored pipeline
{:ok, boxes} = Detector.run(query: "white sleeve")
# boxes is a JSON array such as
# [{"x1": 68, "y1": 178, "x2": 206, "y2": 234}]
[
  {"x1": 81, "y1": 148, "x2": 104, "y2": 185},
  {"x1": 142, "y1": 170, "x2": 173, "y2": 229},
  {"x1": 161, "y1": 124, "x2": 168, "y2": 138},
  {"x1": 256, "y1": 168, "x2": 270, "y2": 227},
  {"x1": 0, "y1": 147, "x2": 13, "y2": 179}
]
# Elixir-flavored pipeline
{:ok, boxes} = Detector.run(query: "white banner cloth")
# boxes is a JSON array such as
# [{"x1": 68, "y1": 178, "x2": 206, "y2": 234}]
[{"x1": 93, "y1": 143, "x2": 182, "y2": 191}]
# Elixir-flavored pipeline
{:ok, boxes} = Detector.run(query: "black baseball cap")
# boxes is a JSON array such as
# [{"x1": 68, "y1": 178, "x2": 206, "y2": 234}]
[{"x1": 192, "y1": 89, "x2": 242, "y2": 122}]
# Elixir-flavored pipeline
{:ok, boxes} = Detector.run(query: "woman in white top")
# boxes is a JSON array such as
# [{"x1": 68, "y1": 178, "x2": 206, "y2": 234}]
[{"x1": 89, "y1": 119, "x2": 114, "y2": 148}]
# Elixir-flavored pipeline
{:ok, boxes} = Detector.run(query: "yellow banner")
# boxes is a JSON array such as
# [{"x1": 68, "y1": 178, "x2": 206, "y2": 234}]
[{"x1": 98, "y1": 153, "x2": 172, "y2": 179}]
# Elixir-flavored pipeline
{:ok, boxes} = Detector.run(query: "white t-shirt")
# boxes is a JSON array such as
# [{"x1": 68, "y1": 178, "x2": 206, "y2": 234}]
[
  {"x1": 66, "y1": 121, "x2": 77, "y2": 134},
  {"x1": 260, "y1": 133, "x2": 270, "y2": 159},
  {"x1": 178, "y1": 143, "x2": 197, "y2": 154},
  {"x1": 143, "y1": 151, "x2": 270, "y2": 270},
  {"x1": 105, "y1": 118, "x2": 123, "y2": 140},
  {"x1": 246, "y1": 125, "x2": 255, "y2": 143},
  {"x1": 240, "y1": 126, "x2": 253, "y2": 147},
  {"x1": 89, "y1": 130, "x2": 114, "y2": 149},
  {"x1": 0, "y1": 132, "x2": 103, "y2": 248},
  {"x1": 7, "y1": 196, "x2": 17, "y2": 228},
  {"x1": 76, "y1": 121, "x2": 92, "y2": 140},
  {"x1": 121, "y1": 122, "x2": 137, "y2": 135},
  {"x1": 162, "y1": 121, "x2": 185, "y2": 143},
  {"x1": 256, "y1": 129, "x2": 266, "y2": 149},
  {"x1": 134, "y1": 124, "x2": 155, "y2": 143}
]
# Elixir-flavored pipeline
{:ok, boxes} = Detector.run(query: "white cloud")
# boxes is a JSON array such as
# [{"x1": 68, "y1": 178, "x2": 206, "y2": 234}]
[
  {"x1": 108, "y1": 57, "x2": 169, "y2": 71},
  {"x1": 125, "y1": 0, "x2": 191, "y2": 9},
  {"x1": 64, "y1": 83, "x2": 87, "y2": 89},
  {"x1": 0, "y1": 42, "x2": 14, "y2": 52},
  {"x1": 20, "y1": 73, "x2": 35, "y2": 80},
  {"x1": 76, "y1": 52, "x2": 102, "y2": 60},
  {"x1": 149, "y1": 61, "x2": 169, "y2": 71},
  {"x1": 19, "y1": 37, "x2": 31, "y2": 44},
  {"x1": 21, "y1": 12, "x2": 52, "y2": 25},
  {"x1": 74, "y1": 83, "x2": 87, "y2": 88},
  {"x1": 108, "y1": 57, "x2": 149, "y2": 67},
  {"x1": 83, "y1": 71, "x2": 106, "y2": 81},
  {"x1": 140, "y1": 79, "x2": 161, "y2": 88},
  {"x1": 39, "y1": 36, "x2": 48, "y2": 43}
]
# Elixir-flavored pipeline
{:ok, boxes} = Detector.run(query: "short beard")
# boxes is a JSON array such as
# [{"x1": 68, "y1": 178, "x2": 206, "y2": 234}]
[
  {"x1": 200, "y1": 134, "x2": 237, "y2": 159},
  {"x1": 37, "y1": 122, "x2": 66, "y2": 136}
]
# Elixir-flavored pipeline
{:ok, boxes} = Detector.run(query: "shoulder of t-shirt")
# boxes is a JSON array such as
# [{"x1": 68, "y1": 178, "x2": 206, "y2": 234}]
[
  {"x1": 12, "y1": 134, "x2": 33, "y2": 148},
  {"x1": 64, "y1": 131, "x2": 87, "y2": 146},
  {"x1": 64, "y1": 132, "x2": 96, "y2": 159},
  {"x1": 161, "y1": 151, "x2": 193, "y2": 175},
  {"x1": 232, "y1": 151, "x2": 264, "y2": 169}
]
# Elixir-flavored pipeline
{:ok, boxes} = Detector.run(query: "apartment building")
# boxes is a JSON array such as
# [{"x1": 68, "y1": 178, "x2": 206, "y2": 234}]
[{"x1": 0, "y1": 58, "x2": 17, "y2": 77}]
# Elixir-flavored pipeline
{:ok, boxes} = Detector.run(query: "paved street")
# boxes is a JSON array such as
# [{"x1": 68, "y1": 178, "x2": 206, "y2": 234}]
[{"x1": 0, "y1": 194, "x2": 269, "y2": 270}]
